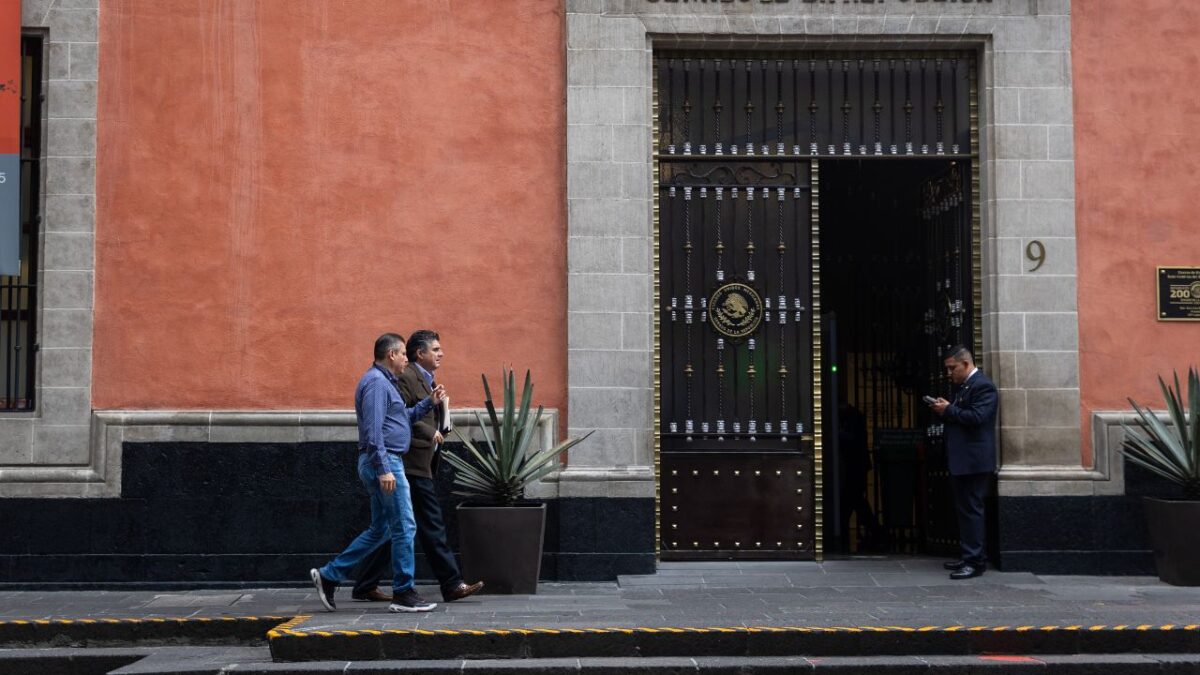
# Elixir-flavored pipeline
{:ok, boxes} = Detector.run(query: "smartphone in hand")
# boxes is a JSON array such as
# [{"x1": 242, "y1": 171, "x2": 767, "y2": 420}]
[{"x1": 922, "y1": 395, "x2": 937, "y2": 406}]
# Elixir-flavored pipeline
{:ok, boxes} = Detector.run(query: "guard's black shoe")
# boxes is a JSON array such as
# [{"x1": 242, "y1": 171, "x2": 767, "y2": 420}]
[
  {"x1": 310, "y1": 568, "x2": 337, "y2": 611},
  {"x1": 949, "y1": 564, "x2": 985, "y2": 580},
  {"x1": 943, "y1": 560, "x2": 968, "y2": 571}
]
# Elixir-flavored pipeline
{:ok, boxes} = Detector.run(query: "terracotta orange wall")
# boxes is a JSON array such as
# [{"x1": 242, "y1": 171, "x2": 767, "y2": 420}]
[
  {"x1": 93, "y1": 1, "x2": 567, "y2": 413},
  {"x1": 1074, "y1": 0, "x2": 1200, "y2": 459}
]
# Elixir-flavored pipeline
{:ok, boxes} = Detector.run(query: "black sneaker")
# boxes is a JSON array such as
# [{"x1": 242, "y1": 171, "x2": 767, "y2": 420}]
[
  {"x1": 388, "y1": 587, "x2": 437, "y2": 613},
  {"x1": 309, "y1": 568, "x2": 337, "y2": 611}
]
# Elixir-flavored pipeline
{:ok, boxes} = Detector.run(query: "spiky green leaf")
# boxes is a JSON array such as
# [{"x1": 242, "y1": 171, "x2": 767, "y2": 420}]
[
  {"x1": 444, "y1": 369, "x2": 594, "y2": 506},
  {"x1": 1119, "y1": 366, "x2": 1200, "y2": 494},
  {"x1": 515, "y1": 431, "x2": 595, "y2": 483}
]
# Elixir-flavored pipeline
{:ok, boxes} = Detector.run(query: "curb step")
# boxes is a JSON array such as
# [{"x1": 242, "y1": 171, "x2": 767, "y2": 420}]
[
  {"x1": 226, "y1": 654, "x2": 1200, "y2": 673},
  {"x1": 0, "y1": 647, "x2": 269, "y2": 675},
  {"x1": 267, "y1": 623, "x2": 1200, "y2": 662},
  {"x1": 5, "y1": 622, "x2": 1200, "y2": 672},
  {"x1": 5, "y1": 651, "x2": 1200, "y2": 674},
  {"x1": 0, "y1": 616, "x2": 290, "y2": 648}
]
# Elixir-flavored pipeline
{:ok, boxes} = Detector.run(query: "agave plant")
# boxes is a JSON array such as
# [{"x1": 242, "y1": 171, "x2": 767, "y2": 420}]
[
  {"x1": 443, "y1": 368, "x2": 592, "y2": 506},
  {"x1": 1120, "y1": 367, "x2": 1200, "y2": 499}
]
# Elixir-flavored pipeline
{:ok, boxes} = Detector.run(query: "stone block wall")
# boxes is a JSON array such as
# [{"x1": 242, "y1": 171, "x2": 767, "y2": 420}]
[{"x1": 0, "y1": 0, "x2": 98, "y2": 492}]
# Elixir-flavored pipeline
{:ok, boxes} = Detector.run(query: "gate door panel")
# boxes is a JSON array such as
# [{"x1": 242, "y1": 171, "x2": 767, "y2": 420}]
[
  {"x1": 919, "y1": 162, "x2": 976, "y2": 555},
  {"x1": 657, "y1": 54, "x2": 818, "y2": 560},
  {"x1": 663, "y1": 453, "x2": 813, "y2": 558}
]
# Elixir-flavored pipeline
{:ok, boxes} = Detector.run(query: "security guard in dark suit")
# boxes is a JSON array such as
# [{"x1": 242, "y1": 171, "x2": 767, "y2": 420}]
[{"x1": 930, "y1": 346, "x2": 998, "y2": 579}]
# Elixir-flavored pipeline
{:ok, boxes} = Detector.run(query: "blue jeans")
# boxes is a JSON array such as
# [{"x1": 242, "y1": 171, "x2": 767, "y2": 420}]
[
  {"x1": 352, "y1": 474, "x2": 464, "y2": 598},
  {"x1": 319, "y1": 453, "x2": 417, "y2": 593}
]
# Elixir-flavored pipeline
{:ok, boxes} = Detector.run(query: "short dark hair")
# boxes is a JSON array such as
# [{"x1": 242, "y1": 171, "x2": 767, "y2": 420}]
[
  {"x1": 942, "y1": 345, "x2": 973, "y2": 363},
  {"x1": 406, "y1": 330, "x2": 440, "y2": 361},
  {"x1": 374, "y1": 333, "x2": 405, "y2": 361}
]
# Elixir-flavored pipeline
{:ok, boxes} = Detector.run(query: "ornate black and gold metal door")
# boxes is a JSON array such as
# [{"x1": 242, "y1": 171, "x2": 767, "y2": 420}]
[
  {"x1": 656, "y1": 56, "x2": 819, "y2": 560},
  {"x1": 654, "y1": 53, "x2": 976, "y2": 560}
]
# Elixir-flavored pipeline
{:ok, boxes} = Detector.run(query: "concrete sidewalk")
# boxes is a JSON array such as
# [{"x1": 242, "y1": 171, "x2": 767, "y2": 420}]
[
  {"x1": 4, "y1": 558, "x2": 1200, "y2": 673},
  {"x1": 3, "y1": 558, "x2": 1200, "y2": 627}
]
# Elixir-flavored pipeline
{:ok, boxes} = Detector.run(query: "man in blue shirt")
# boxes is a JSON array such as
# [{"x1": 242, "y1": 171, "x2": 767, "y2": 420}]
[
  {"x1": 310, "y1": 332, "x2": 445, "y2": 613},
  {"x1": 348, "y1": 330, "x2": 484, "y2": 604}
]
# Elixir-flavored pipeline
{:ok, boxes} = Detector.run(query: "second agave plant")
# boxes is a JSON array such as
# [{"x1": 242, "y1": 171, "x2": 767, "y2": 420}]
[{"x1": 445, "y1": 367, "x2": 592, "y2": 594}]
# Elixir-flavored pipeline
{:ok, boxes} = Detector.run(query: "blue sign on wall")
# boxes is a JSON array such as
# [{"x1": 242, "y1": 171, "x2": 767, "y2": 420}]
[
  {"x1": 0, "y1": 153, "x2": 18, "y2": 276},
  {"x1": 1, "y1": 0, "x2": 21, "y2": 278}
]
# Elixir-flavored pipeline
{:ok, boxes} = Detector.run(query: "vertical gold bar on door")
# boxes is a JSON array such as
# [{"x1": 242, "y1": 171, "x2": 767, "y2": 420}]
[
  {"x1": 810, "y1": 159, "x2": 822, "y2": 561},
  {"x1": 969, "y1": 56, "x2": 982, "y2": 357},
  {"x1": 652, "y1": 59, "x2": 663, "y2": 560}
]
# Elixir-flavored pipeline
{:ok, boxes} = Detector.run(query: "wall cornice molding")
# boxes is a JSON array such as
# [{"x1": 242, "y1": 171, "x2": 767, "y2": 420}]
[
  {"x1": 0, "y1": 408, "x2": 561, "y2": 498},
  {"x1": 997, "y1": 410, "x2": 1172, "y2": 497}
]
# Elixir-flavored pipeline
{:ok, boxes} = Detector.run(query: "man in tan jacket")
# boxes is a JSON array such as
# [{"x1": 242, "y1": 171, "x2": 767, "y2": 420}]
[{"x1": 349, "y1": 330, "x2": 483, "y2": 603}]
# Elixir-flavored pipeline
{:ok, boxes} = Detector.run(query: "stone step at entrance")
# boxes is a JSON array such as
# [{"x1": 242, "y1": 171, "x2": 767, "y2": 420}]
[{"x1": 268, "y1": 619, "x2": 1200, "y2": 663}]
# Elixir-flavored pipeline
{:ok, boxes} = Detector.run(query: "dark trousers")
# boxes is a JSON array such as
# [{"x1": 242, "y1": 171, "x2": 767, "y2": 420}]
[
  {"x1": 950, "y1": 472, "x2": 990, "y2": 567},
  {"x1": 352, "y1": 474, "x2": 463, "y2": 597}
]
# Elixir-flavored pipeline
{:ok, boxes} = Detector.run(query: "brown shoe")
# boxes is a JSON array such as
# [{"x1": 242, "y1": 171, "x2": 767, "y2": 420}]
[
  {"x1": 351, "y1": 588, "x2": 392, "y2": 602},
  {"x1": 443, "y1": 581, "x2": 483, "y2": 602}
]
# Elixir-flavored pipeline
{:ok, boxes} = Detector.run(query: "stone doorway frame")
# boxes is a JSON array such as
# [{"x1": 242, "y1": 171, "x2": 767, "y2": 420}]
[{"x1": 563, "y1": 0, "x2": 1099, "y2": 540}]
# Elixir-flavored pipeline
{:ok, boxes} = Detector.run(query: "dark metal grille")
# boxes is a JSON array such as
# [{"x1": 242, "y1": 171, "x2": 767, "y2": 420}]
[
  {"x1": 657, "y1": 52, "x2": 972, "y2": 160},
  {"x1": 818, "y1": 159, "x2": 975, "y2": 556},
  {"x1": 659, "y1": 164, "x2": 813, "y2": 451},
  {"x1": 920, "y1": 162, "x2": 976, "y2": 553},
  {"x1": 1, "y1": 34, "x2": 43, "y2": 412}
]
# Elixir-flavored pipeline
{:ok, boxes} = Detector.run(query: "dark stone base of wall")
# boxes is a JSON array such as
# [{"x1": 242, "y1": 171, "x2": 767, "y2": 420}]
[
  {"x1": 5, "y1": 443, "x2": 1181, "y2": 581},
  {"x1": 999, "y1": 551, "x2": 1154, "y2": 576},
  {"x1": 997, "y1": 461, "x2": 1182, "y2": 576},
  {"x1": 0, "y1": 552, "x2": 656, "y2": 587},
  {"x1": 0, "y1": 442, "x2": 655, "y2": 585}
]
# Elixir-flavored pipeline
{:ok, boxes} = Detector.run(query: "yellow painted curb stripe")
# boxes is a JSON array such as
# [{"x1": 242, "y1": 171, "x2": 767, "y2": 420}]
[
  {"x1": 0, "y1": 616, "x2": 1135, "y2": 642},
  {"x1": 1, "y1": 616, "x2": 288, "y2": 626},
  {"x1": 268, "y1": 621, "x2": 1200, "y2": 639}
]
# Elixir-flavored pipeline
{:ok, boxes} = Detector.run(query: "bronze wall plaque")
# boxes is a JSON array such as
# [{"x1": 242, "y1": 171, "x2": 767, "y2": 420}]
[{"x1": 1158, "y1": 267, "x2": 1200, "y2": 321}]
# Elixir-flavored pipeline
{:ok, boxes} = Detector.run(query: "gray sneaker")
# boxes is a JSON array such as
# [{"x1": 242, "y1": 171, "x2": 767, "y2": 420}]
[
  {"x1": 309, "y1": 568, "x2": 336, "y2": 611},
  {"x1": 388, "y1": 587, "x2": 437, "y2": 613}
]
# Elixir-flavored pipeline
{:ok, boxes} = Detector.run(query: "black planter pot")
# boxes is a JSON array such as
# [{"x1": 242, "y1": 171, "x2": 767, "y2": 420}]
[
  {"x1": 456, "y1": 502, "x2": 546, "y2": 594},
  {"x1": 1143, "y1": 497, "x2": 1200, "y2": 586}
]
